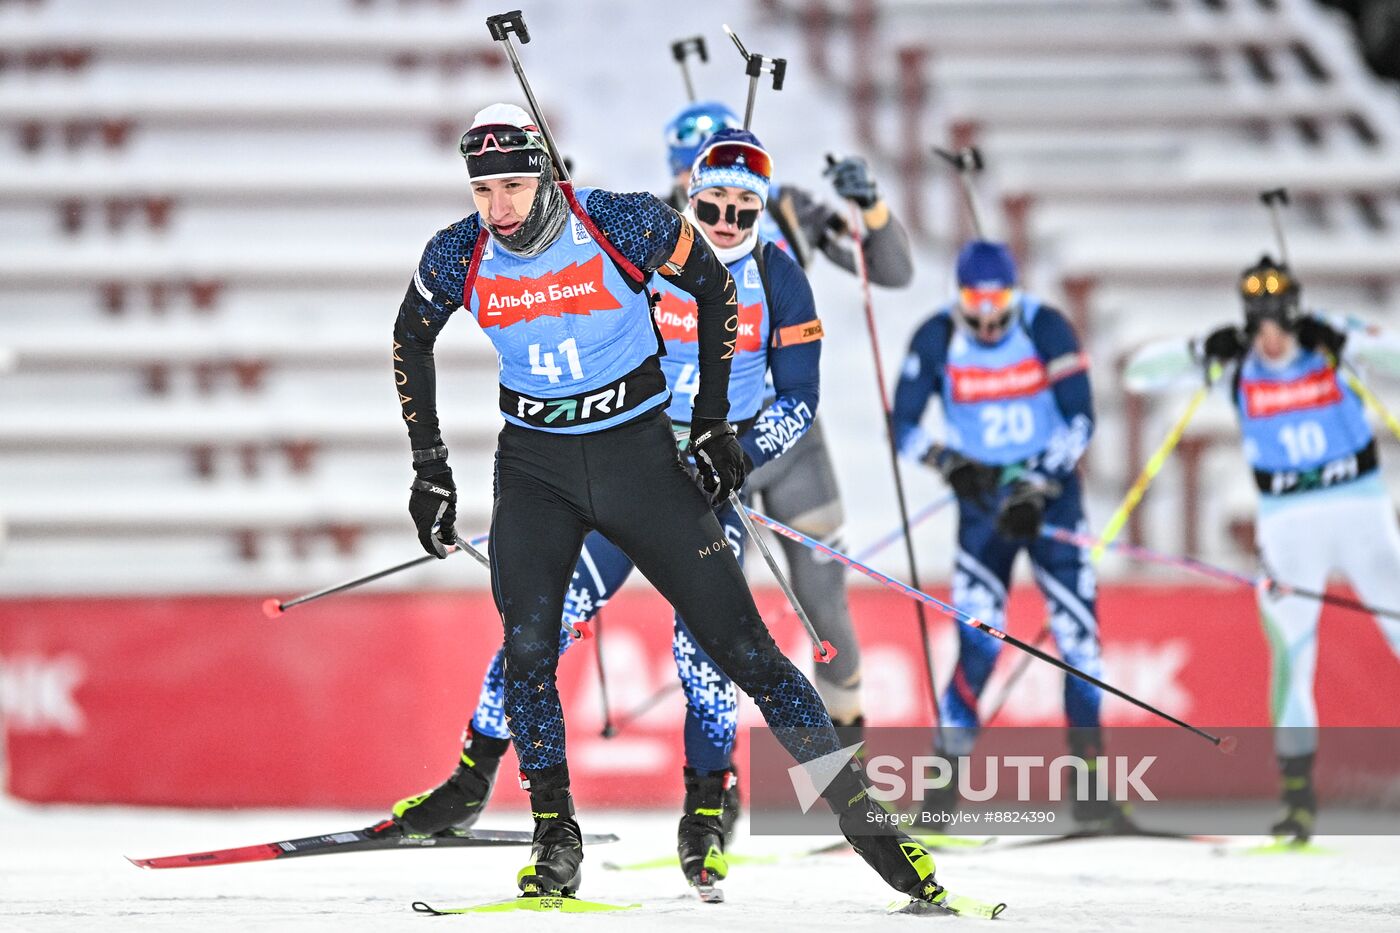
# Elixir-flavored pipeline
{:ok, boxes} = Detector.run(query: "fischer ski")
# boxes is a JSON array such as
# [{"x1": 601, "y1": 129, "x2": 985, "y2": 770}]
[
  {"x1": 603, "y1": 839, "x2": 848, "y2": 872},
  {"x1": 990, "y1": 827, "x2": 1225, "y2": 851},
  {"x1": 888, "y1": 886, "x2": 1008, "y2": 919},
  {"x1": 1214, "y1": 839, "x2": 1336, "y2": 857},
  {"x1": 412, "y1": 896, "x2": 641, "y2": 915},
  {"x1": 910, "y1": 832, "x2": 998, "y2": 851},
  {"x1": 127, "y1": 820, "x2": 619, "y2": 869}
]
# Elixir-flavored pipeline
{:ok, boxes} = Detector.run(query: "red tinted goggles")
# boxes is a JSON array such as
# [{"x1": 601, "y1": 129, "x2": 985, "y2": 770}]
[
  {"x1": 696, "y1": 141, "x2": 773, "y2": 182},
  {"x1": 959, "y1": 286, "x2": 1016, "y2": 314}
]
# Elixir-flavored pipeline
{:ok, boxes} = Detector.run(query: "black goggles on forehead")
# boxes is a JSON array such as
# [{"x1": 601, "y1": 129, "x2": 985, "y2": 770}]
[
  {"x1": 695, "y1": 142, "x2": 773, "y2": 182},
  {"x1": 459, "y1": 125, "x2": 542, "y2": 158},
  {"x1": 694, "y1": 199, "x2": 761, "y2": 230}
]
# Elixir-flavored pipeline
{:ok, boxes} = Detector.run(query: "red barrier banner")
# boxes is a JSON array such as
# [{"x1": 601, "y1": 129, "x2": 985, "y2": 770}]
[{"x1": 3, "y1": 585, "x2": 1398, "y2": 809}]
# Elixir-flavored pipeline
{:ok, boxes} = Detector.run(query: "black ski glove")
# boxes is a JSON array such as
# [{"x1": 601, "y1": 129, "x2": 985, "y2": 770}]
[
  {"x1": 923, "y1": 446, "x2": 1000, "y2": 508},
  {"x1": 995, "y1": 478, "x2": 1059, "y2": 540},
  {"x1": 1201, "y1": 325, "x2": 1248, "y2": 365},
  {"x1": 409, "y1": 456, "x2": 457, "y2": 558},
  {"x1": 690, "y1": 419, "x2": 748, "y2": 505},
  {"x1": 1296, "y1": 316, "x2": 1347, "y2": 358},
  {"x1": 824, "y1": 156, "x2": 880, "y2": 209}
]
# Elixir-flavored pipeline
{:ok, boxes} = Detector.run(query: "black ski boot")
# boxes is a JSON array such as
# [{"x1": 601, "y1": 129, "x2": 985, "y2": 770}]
[
  {"x1": 1269, "y1": 753, "x2": 1316, "y2": 844},
  {"x1": 1072, "y1": 795, "x2": 1137, "y2": 832},
  {"x1": 719, "y1": 763, "x2": 742, "y2": 847},
  {"x1": 1068, "y1": 728, "x2": 1136, "y2": 832},
  {"x1": 838, "y1": 789, "x2": 944, "y2": 906},
  {"x1": 678, "y1": 767, "x2": 730, "y2": 902},
  {"x1": 518, "y1": 767, "x2": 584, "y2": 898},
  {"x1": 390, "y1": 730, "x2": 510, "y2": 837},
  {"x1": 823, "y1": 762, "x2": 944, "y2": 905}
]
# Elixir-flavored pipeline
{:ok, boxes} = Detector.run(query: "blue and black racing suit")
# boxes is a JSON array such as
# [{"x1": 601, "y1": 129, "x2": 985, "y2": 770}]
[
  {"x1": 892, "y1": 298, "x2": 1101, "y2": 755},
  {"x1": 394, "y1": 186, "x2": 839, "y2": 783},
  {"x1": 467, "y1": 231, "x2": 823, "y2": 773}
]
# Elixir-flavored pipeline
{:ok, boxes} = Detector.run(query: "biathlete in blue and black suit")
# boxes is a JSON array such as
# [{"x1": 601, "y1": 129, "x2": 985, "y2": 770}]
[
  {"x1": 385, "y1": 103, "x2": 948, "y2": 906},
  {"x1": 388, "y1": 123, "x2": 825, "y2": 893},
  {"x1": 892, "y1": 240, "x2": 1125, "y2": 829}
]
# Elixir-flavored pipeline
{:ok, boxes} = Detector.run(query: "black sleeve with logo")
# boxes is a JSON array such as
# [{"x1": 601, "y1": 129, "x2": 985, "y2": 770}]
[{"x1": 393, "y1": 215, "x2": 478, "y2": 451}]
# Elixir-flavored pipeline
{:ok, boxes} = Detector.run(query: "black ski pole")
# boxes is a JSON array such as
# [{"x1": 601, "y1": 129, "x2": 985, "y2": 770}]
[
  {"x1": 603, "y1": 681, "x2": 684, "y2": 739},
  {"x1": 729, "y1": 492, "x2": 836, "y2": 663},
  {"x1": 743, "y1": 506, "x2": 1237, "y2": 751},
  {"x1": 485, "y1": 10, "x2": 570, "y2": 182},
  {"x1": 594, "y1": 609, "x2": 617, "y2": 737},
  {"x1": 829, "y1": 157, "x2": 944, "y2": 742},
  {"x1": 670, "y1": 35, "x2": 707, "y2": 102},
  {"x1": 261, "y1": 535, "x2": 487, "y2": 618},
  {"x1": 981, "y1": 625, "x2": 1051, "y2": 727}
]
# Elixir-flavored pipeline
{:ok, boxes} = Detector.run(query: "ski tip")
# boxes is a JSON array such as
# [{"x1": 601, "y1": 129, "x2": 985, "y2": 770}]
[
  {"x1": 411, "y1": 901, "x2": 445, "y2": 916},
  {"x1": 695, "y1": 886, "x2": 725, "y2": 904},
  {"x1": 1218, "y1": 839, "x2": 1336, "y2": 857},
  {"x1": 261, "y1": 598, "x2": 284, "y2": 619},
  {"x1": 891, "y1": 893, "x2": 1008, "y2": 920},
  {"x1": 125, "y1": 856, "x2": 154, "y2": 870}
]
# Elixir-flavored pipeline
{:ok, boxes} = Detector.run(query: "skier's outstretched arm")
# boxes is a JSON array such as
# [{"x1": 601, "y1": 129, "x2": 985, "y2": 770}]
[
  {"x1": 1124, "y1": 327, "x2": 1248, "y2": 395},
  {"x1": 1304, "y1": 311, "x2": 1400, "y2": 376},
  {"x1": 781, "y1": 181, "x2": 915, "y2": 288}
]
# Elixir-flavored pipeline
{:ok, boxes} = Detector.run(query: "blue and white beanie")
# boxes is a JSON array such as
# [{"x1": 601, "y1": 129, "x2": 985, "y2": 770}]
[{"x1": 687, "y1": 128, "x2": 772, "y2": 205}]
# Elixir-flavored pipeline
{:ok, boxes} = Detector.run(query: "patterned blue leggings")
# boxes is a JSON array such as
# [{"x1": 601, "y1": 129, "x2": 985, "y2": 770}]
[{"x1": 473, "y1": 500, "x2": 745, "y2": 773}]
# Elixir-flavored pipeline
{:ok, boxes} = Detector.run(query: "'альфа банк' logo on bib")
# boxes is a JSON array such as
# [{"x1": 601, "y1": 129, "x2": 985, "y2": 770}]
[
  {"x1": 653, "y1": 291, "x2": 763, "y2": 352},
  {"x1": 475, "y1": 255, "x2": 622, "y2": 329}
]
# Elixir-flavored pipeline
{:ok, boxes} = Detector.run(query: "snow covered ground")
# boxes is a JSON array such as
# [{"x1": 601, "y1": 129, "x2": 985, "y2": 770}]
[{"x1": 2, "y1": 798, "x2": 1398, "y2": 932}]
